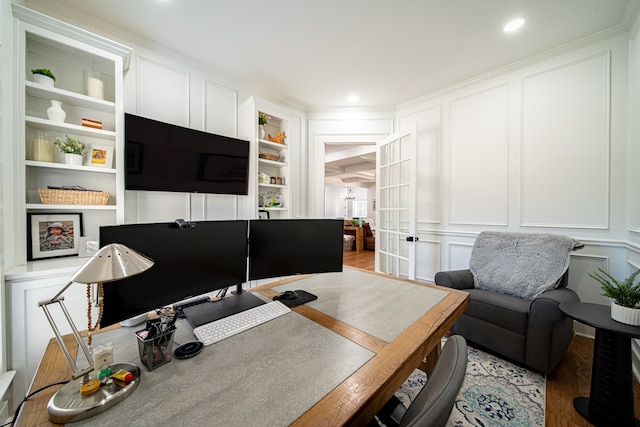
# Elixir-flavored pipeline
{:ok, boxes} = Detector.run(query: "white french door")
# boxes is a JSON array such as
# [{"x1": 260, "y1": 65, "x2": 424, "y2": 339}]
[{"x1": 376, "y1": 130, "x2": 417, "y2": 279}]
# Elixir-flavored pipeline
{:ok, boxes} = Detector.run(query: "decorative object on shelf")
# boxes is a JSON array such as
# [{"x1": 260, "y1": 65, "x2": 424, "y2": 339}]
[
  {"x1": 38, "y1": 243, "x2": 153, "y2": 423},
  {"x1": 26, "y1": 212, "x2": 83, "y2": 261},
  {"x1": 47, "y1": 100, "x2": 67, "y2": 122},
  {"x1": 31, "y1": 68, "x2": 55, "y2": 87},
  {"x1": 259, "y1": 125, "x2": 266, "y2": 139},
  {"x1": 258, "y1": 152, "x2": 280, "y2": 162},
  {"x1": 258, "y1": 112, "x2": 270, "y2": 126},
  {"x1": 86, "y1": 144, "x2": 113, "y2": 168},
  {"x1": 267, "y1": 131, "x2": 286, "y2": 144},
  {"x1": 258, "y1": 172, "x2": 271, "y2": 184},
  {"x1": 38, "y1": 187, "x2": 110, "y2": 206},
  {"x1": 590, "y1": 267, "x2": 640, "y2": 325},
  {"x1": 81, "y1": 118, "x2": 103, "y2": 129},
  {"x1": 54, "y1": 135, "x2": 87, "y2": 165},
  {"x1": 84, "y1": 70, "x2": 105, "y2": 100},
  {"x1": 263, "y1": 191, "x2": 283, "y2": 208},
  {"x1": 32, "y1": 130, "x2": 54, "y2": 162},
  {"x1": 77, "y1": 236, "x2": 99, "y2": 258}
]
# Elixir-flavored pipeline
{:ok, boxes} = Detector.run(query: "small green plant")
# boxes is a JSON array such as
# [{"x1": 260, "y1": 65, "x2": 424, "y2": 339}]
[
  {"x1": 31, "y1": 68, "x2": 56, "y2": 81},
  {"x1": 590, "y1": 267, "x2": 640, "y2": 308},
  {"x1": 258, "y1": 112, "x2": 270, "y2": 126},
  {"x1": 53, "y1": 135, "x2": 86, "y2": 155}
]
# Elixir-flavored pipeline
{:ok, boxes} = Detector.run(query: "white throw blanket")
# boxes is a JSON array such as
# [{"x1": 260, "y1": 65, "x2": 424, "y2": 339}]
[{"x1": 469, "y1": 232, "x2": 582, "y2": 300}]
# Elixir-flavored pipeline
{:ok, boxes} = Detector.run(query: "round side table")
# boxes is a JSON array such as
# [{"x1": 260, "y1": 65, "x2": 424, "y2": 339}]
[{"x1": 559, "y1": 302, "x2": 640, "y2": 427}]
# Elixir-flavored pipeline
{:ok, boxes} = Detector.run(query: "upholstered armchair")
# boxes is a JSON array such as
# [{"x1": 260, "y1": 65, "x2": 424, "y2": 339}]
[{"x1": 434, "y1": 231, "x2": 582, "y2": 374}]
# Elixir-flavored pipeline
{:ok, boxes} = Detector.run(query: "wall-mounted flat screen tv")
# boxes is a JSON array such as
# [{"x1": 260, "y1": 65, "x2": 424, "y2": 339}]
[{"x1": 124, "y1": 113, "x2": 250, "y2": 195}]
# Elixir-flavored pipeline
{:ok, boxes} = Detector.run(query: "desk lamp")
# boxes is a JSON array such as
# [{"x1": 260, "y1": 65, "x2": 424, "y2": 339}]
[{"x1": 38, "y1": 243, "x2": 154, "y2": 423}]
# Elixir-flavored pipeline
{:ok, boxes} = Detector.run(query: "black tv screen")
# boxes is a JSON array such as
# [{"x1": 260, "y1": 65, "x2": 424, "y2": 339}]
[
  {"x1": 124, "y1": 113, "x2": 249, "y2": 195},
  {"x1": 248, "y1": 219, "x2": 344, "y2": 280},
  {"x1": 99, "y1": 220, "x2": 249, "y2": 327}
]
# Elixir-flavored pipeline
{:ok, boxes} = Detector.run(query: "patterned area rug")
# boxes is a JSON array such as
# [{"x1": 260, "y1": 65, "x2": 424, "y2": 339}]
[{"x1": 396, "y1": 345, "x2": 545, "y2": 426}]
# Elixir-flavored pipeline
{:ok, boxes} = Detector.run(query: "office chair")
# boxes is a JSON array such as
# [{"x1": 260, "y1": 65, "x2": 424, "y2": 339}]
[{"x1": 372, "y1": 335, "x2": 467, "y2": 427}]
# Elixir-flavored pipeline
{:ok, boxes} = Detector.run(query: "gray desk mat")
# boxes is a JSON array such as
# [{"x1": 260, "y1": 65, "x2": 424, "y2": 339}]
[
  {"x1": 273, "y1": 268, "x2": 449, "y2": 342},
  {"x1": 74, "y1": 308, "x2": 374, "y2": 426}
]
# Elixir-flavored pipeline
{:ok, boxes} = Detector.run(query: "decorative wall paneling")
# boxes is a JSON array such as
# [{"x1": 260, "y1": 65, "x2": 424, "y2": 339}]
[
  {"x1": 449, "y1": 84, "x2": 510, "y2": 226},
  {"x1": 521, "y1": 52, "x2": 610, "y2": 229}
]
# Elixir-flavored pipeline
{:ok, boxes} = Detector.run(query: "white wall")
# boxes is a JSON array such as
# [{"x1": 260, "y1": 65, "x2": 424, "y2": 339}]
[{"x1": 397, "y1": 33, "x2": 635, "y2": 338}]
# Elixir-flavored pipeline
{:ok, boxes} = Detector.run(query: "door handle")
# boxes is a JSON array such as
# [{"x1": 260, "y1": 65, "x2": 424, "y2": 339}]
[{"x1": 406, "y1": 236, "x2": 419, "y2": 242}]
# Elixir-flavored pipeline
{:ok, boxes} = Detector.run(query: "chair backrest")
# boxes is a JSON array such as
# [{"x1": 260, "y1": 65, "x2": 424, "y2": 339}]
[{"x1": 400, "y1": 335, "x2": 467, "y2": 427}]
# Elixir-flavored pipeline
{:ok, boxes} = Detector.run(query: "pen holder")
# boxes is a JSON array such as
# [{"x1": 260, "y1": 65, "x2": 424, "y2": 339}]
[{"x1": 136, "y1": 327, "x2": 175, "y2": 371}]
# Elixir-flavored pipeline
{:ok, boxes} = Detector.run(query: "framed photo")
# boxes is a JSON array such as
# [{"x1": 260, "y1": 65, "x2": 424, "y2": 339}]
[
  {"x1": 27, "y1": 213, "x2": 83, "y2": 261},
  {"x1": 86, "y1": 144, "x2": 113, "y2": 168},
  {"x1": 78, "y1": 236, "x2": 99, "y2": 258}
]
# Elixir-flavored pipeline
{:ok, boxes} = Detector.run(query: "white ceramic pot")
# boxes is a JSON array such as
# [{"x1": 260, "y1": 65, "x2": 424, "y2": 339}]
[
  {"x1": 33, "y1": 73, "x2": 54, "y2": 87},
  {"x1": 46, "y1": 100, "x2": 66, "y2": 122},
  {"x1": 259, "y1": 125, "x2": 266, "y2": 139},
  {"x1": 64, "y1": 153, "x2": 83, "y2": 166},
  {"x1": 611, "y1": 301, "x2": 640, "y2": 326}
]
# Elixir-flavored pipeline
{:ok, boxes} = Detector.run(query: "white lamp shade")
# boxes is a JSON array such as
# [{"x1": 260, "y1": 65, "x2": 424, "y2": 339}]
[{"x1": 71, "y1": 243, "x2": 154, "y2": 284}]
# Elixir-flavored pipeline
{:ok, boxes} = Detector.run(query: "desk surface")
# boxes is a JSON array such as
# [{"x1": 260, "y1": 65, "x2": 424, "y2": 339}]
[{"x1": 17, "y1": 268, "x2": 468, "y2": 426}]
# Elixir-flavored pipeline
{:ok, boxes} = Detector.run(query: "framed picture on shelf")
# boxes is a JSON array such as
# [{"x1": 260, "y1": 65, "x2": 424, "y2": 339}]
[
  {"x1": 27, "y1": 212, "x2": 83, "y2": 261},
  {"x1": 86, "y1": 144, "x2": 113, "y2": 168}
]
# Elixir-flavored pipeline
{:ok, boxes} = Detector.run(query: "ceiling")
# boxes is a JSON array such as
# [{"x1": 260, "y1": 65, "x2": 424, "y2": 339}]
[{"x1": 22, "y1": 0, "x2": 639, "y2": 185}]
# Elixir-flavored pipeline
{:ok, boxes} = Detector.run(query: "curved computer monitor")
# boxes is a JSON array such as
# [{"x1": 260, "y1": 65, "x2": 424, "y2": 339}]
[
  {"x1": 248, "y1": 219, "x2": 344, "y2": 281},
  {"x1": 99, "y1": 220, "x2": 248, "y2": 327}
]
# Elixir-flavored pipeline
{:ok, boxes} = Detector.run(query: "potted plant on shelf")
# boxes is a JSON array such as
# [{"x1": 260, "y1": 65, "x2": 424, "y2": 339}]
[
  {"x1": 54, "y1": 135, "x2": 86, "y2": 166},
  {"x1": 258, "y1": 112, "x2": 270, "y2": 139},
  {"x1": 590, "y1": 267, "x2": 640, "y2": 325},
  {"x1": 31, "y1": 68, "x2": 56, "y2": 87}
]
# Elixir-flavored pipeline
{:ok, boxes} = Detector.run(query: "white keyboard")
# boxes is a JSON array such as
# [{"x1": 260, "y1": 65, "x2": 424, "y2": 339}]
[{"x1": 193, "y1": 301, "x2": 291, "y2": 346}]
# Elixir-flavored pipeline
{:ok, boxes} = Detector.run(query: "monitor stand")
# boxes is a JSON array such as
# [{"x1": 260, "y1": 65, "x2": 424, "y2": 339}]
[{"x1": 182, "y1": 292, "x2": 266, "y2": 328}]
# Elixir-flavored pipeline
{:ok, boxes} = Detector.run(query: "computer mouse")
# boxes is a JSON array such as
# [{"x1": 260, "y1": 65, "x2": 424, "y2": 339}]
[{"x1": 275, "y1": 290, "x2": 298, "y2": 300}]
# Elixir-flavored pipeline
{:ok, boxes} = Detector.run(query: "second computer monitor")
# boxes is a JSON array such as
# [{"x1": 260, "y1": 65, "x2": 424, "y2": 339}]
[{"x1": 248, "y1": 219, "x2": 344, "y2": 281}]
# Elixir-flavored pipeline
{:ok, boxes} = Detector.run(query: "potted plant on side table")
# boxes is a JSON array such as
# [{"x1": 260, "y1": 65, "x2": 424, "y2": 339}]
[
  {"x1": 54, "y1": 135, "x2": 86, "y2": 166},
  {"x1": 590, "y1": 267, "x2": 640, "y2": 325}
]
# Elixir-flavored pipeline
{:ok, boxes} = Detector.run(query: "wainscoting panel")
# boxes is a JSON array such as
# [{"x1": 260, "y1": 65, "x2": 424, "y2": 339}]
[
  {"x1": 414, "y1": 238, "x2": 440, "y2": 282},
  {"x1": 448, "y1": 242, "x2": 474, "y2": 271},
  {"x1": 398, "y1": 106, "x2": 442, "y2": 225},
  {"x1": 449, "y1": 84, "x2": 509, "y2": 226},
  {"x1": 521, "y1": 52, "x2": 610, "y2": 229},
  {"x1": 203, "y1": 80, "x2": 237, "y2": 138},
  {"x1": 136, "y1": 55, "x2": 190, "y2": 126}
]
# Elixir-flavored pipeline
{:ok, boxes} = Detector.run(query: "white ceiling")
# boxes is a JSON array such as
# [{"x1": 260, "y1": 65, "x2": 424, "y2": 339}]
[{"x1": 22, "y1": 0, "x2": 639, "y2": 185}]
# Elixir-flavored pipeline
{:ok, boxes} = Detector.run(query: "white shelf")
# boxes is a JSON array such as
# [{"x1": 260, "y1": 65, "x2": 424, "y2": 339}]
[
  {"x1": 26, "y1": 160, "x2": 116, "y2": 174},
  {"x1": 26, "y1": 203, "x2": 117, "y2": 210},
  {"x1": 258, "y1": 183, "x2": 286, "y2": 189},
  {"x1": 258, "y1": 139, "x2": 288, "y2": 151},
  {"x1": 25, "y1": 116, "x2": 116, "y2": 138},
  {"x1": 26, "y1": 81, "x2": 115, "y2": 112},
  {"x1": 258, "y1": 158, "x2": 288, "y2": 167}
]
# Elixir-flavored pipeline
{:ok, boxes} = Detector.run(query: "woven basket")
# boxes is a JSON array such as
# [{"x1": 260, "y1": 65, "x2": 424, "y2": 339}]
[
  {"x1": 259, "y1": 152, "x2": 280, "y2": 161},
  {"x1": 38, "y1": 188, "x2": 110, "y2": 205}
]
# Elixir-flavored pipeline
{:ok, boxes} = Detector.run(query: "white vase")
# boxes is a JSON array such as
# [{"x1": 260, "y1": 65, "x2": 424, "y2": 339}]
[
  {"x1": 47, "y1": 100, "x2": 66, "y2": 122},
  {"x1": 64, "y1": 153, "x2": 83, "y2": 166},
  {"x1": 259, "y1": 125, "x2": 266, "y2": 139},
  {"x1": 33, "y1": 73, "x2": 54, "y2": 87},
  {"x1": 611, "y1": 301, "x2": 640, "y2": 326}
]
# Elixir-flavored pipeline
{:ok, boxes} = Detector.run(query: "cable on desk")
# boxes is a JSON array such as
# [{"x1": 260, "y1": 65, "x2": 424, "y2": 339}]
[{"x1": 4, "y1": 380, "x2": 69, "y2": 427}]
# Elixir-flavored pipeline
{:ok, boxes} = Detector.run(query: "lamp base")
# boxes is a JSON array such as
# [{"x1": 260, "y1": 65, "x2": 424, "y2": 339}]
[{"x1": 47, "y1": 363, "x2": 140, "y2": 424}]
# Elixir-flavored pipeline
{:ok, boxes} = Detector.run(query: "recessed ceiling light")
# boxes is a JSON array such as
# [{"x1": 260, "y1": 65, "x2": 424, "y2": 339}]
[
  {"x1": 503, "y1": 18, "x2": 525, "y2": 33},
  {"x1": 347, "y1": 94, "x2": 359, "y2": 103}
]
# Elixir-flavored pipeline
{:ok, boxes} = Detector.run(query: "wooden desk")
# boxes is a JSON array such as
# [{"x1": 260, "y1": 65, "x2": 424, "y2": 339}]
[
  {"x1": 17, "y1": 268, "x2": 468, "y2": 426},
  {"x1": 344, "y1": 225, "x2": 364, "y2": 251}
]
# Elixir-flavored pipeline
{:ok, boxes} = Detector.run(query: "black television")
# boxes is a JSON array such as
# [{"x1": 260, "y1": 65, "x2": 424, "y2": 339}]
[
  {"x1": 99, "y1": 220, "x2": 249, "y2": 327},
  {"x1": 124, "y1": 113, "x2": 250, "y2": 195},
  {"x1": 248, "y1": 219, "x2": 344, "y2": 280}
]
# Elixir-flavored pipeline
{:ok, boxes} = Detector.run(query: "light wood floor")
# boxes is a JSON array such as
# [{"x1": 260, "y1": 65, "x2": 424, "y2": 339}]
[{"x1": 342, "y1": 248, "x2": 640, "y2": 427}]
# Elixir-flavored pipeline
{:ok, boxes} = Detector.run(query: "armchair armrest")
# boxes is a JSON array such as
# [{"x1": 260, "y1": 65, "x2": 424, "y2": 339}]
[{"x1": 434, "y1": 269, "x2": 474, "y2": 290}]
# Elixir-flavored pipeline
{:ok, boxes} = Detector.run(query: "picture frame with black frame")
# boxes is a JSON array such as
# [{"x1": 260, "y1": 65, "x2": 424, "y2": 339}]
[{"x1": 27, "y1": 212, "x2": 83, "y2": 261}]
